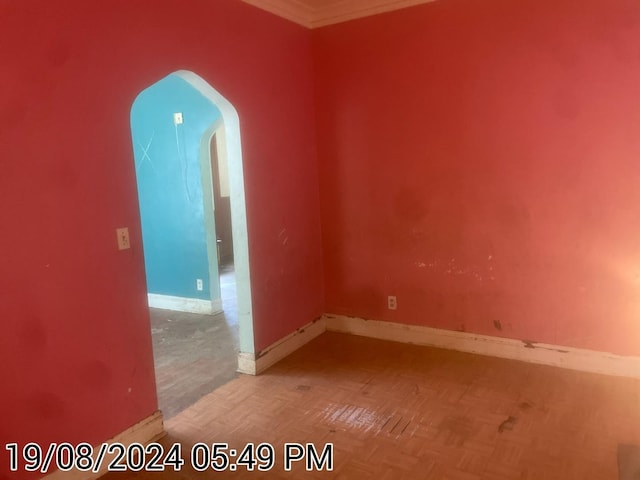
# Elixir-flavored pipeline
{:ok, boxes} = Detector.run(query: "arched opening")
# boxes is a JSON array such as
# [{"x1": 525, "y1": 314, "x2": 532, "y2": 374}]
[{"x1": 130, "y1": 70, "x2": 254, "y2": 418}]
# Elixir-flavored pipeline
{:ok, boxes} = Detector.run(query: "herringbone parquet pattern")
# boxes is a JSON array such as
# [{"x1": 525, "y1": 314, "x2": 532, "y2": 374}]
[{"x1": 103, "y1": 332, "x2": 640, "y2": 479}]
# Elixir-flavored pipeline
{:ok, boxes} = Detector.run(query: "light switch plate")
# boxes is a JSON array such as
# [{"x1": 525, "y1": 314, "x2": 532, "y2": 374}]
[{"x1": 116, "y1": 227, "x2": 130, "y2": 250}]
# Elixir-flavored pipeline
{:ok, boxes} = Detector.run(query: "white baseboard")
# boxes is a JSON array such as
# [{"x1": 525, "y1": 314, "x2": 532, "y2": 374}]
[
  {"x1": 43, "y1": 411, "x2": 164, "y2": 480},
  {"x1": 325, "y1": 314, "x2": 640, "y2": 379},
  {"x1": 148, "y1": 293, "x2": 222, "y2": 315},
  {"x1": 237, "y1": 317, "x2": 326, "y2": 375},
  {"x1": 237, "y1": 351, "x2": 257, "y2": 375}
]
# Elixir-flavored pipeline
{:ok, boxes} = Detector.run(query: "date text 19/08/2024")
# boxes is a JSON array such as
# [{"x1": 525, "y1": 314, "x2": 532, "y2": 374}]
[{"x1": 6, "y1": 442, "x2": 334, "y2": 474}]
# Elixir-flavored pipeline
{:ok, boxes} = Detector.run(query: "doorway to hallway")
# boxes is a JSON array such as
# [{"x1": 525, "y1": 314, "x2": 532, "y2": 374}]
[{"x1": 130, "y1": 70, "x2": 254, "y2": 419}]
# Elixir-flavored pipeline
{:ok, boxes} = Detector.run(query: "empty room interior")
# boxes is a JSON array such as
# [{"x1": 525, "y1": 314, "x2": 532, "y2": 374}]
[{"x1": 2, "y1": 0, "x2": 640, "y2": 479}]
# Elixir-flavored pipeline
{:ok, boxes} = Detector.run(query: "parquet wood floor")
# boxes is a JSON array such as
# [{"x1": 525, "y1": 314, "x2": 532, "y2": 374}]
[
  {"x1": 150, "y1": 265, "x2": 239, "y2": 419},
  {"x1": 103, "y1": 332, "x2": 640, "y2": 479}
]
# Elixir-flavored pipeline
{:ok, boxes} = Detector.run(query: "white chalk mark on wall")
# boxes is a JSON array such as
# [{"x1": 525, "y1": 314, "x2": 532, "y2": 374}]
[{"x1": 135, "y1": 132, "x2": 157, "y2": 175}]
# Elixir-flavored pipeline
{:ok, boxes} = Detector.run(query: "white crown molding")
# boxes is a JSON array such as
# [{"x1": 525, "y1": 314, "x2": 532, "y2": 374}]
[
  {"x1": 241, "y1": 0, "x2": 438, "y2": 29},
  {"x1": 242, "y1": 0, "x2": 315, "y2": 28}
]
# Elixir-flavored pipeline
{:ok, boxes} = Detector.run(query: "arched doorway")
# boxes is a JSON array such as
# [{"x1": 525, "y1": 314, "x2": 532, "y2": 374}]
[{"x1": 130, "y1": 70, "x2": 254, "y2": 417}]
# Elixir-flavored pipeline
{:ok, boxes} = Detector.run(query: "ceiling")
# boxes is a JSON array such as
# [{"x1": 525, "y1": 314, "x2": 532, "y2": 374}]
[{"x1": 241, "y1": 0, "x2": 437, "y2": 28}]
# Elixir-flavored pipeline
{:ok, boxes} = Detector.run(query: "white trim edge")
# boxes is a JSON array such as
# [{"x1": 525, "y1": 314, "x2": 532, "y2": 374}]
[
  {"x1": 325, "y1": 314, "x2": 640, "y2": 379},
  {"x1": 241, "y1": 0, "x2": 438, "y2": 28},
  {"x1": 148, "y1": 294, "x2": 222, "y2": 315},
  {"x1": 43, "y1": 411, "x2": 164, "y2": 480},
  {"x1": 237, "y1": 317, "x2": 326, "y2": 375}
]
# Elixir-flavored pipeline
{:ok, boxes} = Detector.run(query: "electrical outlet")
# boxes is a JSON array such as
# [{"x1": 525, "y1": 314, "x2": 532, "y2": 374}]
[
  {"x1": 388, "y1": 295, "x2": 397, "y2": 310},
  {"x1": 116, "y1": 227, "x2": 130, "y2": 250},
  {"x1": 173, "y1": 112, "x2": 183, "y2": 125},
  {"x1": 196, "y1": 279, "x2": 203, "y2": 291}
]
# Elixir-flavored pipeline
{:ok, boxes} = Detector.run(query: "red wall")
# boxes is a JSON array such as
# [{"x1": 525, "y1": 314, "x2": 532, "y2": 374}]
[
  {"x1": 314, "y1": 0, "x2": 640, "y2": 356},
  {"x1": 0, "y1": 1, "x2": 323, "y2": 478},
  {"x1": 5, "y1": 0, "x2": 640, "y2": 476}
]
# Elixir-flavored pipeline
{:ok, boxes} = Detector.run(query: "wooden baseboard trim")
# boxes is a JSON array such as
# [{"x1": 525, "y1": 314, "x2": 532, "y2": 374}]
[
  {"x1": 324, "y1": 314, "x2": 640, "y2": 379},
  {"x1": 42, "y1": 411, "x2": 164, "y2": 479},
  {"x1": 237, "y1": 317, "x2": 326, "y2": 375},
  {"x1": 237, "y1": 312, "x2": 640, "y2": 379},
  {"x1": 148, "y1": 294, "x2": 222, "y2": 315}
]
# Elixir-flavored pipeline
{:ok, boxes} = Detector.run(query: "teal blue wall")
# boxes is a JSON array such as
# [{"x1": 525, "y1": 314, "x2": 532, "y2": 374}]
[{"x1": 131, "y1": 74, "x2": 222, "y2": 301}]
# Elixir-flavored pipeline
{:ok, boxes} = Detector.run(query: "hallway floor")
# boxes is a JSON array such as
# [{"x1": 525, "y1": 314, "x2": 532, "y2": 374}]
[
  {"x1": 105, "y1": 332, "x2": 640, "y2": 479},
  {"x1": 150, "y1": 264, "x2": 239, "y2": 419}
]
